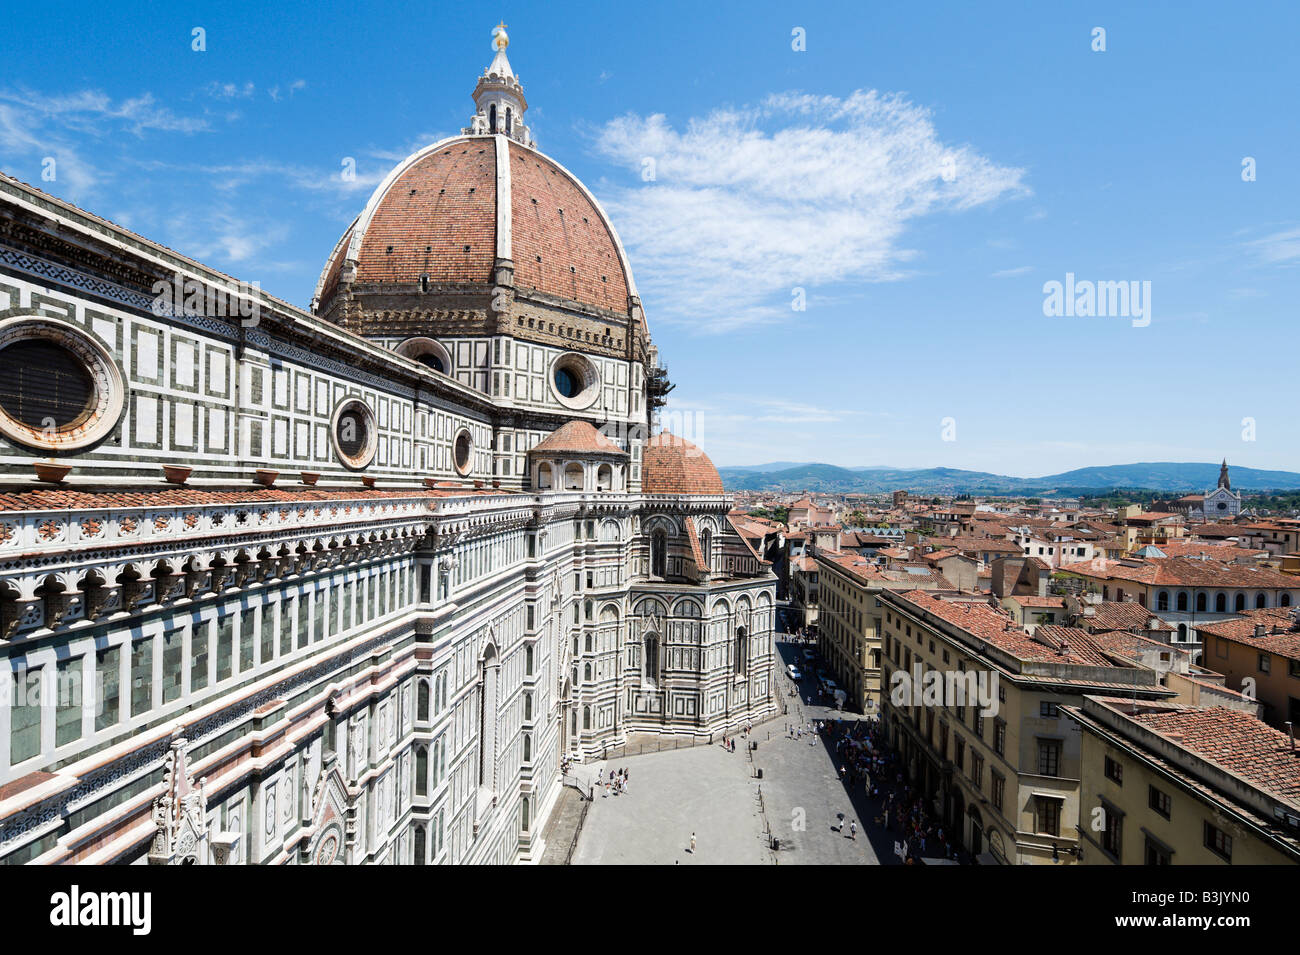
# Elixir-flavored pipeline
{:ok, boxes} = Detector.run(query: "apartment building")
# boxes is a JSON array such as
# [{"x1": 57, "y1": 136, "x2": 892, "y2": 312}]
[
  {"x1": 877, "y1": 589, "x2": 1175, "y2": 864},
  {"x1": 1198, "y1": 608, "x2": 1300, "y2": 730},
  {"x1": 1065, "y1": 696, "x2": 1300, "y2": 865},
  {"x1": 813, "y1": 552, "x2": 950, "y2": 713}
]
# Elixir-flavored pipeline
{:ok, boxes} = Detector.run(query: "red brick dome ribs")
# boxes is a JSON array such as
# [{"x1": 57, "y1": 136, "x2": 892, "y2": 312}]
[
  {"x1": 355, "y1": 142, "x2": 498, "y2": 286},
  {"x1": 508, "y1": 141, "x2": 628, "y2": 312},
  {"x1": 642, "y1": 432, "x2": 726, "y2": 495},
  {"x1": 314, "y1": 136, "x2": 634, "y2": 317}
]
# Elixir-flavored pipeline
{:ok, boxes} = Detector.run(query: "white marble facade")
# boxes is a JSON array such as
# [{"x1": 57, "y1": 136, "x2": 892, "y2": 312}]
[{"x1": 0, "y1": 86, "x2": 774, "y2": 865}]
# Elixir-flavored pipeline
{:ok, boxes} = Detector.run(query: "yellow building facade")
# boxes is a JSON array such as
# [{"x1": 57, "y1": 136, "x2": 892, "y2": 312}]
[
  {"x1": 877, "y1": 589, "x2": 1174, "y2": 864},
  {"x1": 1065, "y1": 696, "x2": 1300, "y2": 865}
]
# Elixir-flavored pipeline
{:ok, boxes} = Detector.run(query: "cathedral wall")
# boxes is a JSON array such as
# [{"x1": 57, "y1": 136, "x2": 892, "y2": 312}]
[{"x1": 0, "y1": 265, "x2": 496, "y2": 486}]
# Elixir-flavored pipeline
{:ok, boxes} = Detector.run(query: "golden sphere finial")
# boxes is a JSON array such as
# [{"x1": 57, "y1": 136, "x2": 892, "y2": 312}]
[{"x1": 493, "y1": 22, "x2": 509, "y2": 51}]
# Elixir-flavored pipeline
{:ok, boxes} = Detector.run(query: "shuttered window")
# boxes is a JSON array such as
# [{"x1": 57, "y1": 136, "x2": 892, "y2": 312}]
[{"x1": 0, "y1": 340, "x2": 95, "y2": 429}]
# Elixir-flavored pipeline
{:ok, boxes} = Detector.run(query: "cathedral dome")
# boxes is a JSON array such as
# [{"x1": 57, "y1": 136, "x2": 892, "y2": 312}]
[
  {"x1": 314, "y1": 138, "x2": 635, "y2": 317},
  {"x1": 642, "y1": 432, "x2": 726, "y2": 495}
]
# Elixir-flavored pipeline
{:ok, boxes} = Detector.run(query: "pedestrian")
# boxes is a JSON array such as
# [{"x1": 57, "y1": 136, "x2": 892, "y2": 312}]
[
  {"x1": 690, "y1": 832, "x2": 696, "y2": 854},
  {"x1": 850, "y1": 820, "x2": 857, "y2": 840}
]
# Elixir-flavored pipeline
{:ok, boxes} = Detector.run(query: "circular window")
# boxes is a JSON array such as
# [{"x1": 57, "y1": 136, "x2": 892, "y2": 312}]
[
  {"x1": 331, "y1": 399, "x2": 377, "y2": 469},
  {"x1": 453, "y1": 428, "x2": 474, "y2": 476},
  {"x1": 554, "y1": 366, "x2": 580, "y2": 398},
  {"x1": 0, "y1": 317, "x2": 125, "y2": 451},
  {"x1": 550, "y1": 353, "x2": 599, "y2": 410},
  {"x1": 394, "y1": 337, "x2": 452, "y2": 376}
]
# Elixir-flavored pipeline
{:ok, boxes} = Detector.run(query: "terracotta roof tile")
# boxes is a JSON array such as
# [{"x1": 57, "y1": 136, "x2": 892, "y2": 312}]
[
  {"x1": 1125, "y1": 704, "x2": 1300, "y2": 803},
  {"x1": 1198, "y1": 608, "x2": 1300, "y2": 661},
  {"x1": 529, "y1": 420, "x2": 627, "y2": 456},
  {"x1": 0, "y1": 485, "x2": 474, "y2": 513},
  {"x1": 641, "y1": 433, "x2": 724, "y2": 495}
]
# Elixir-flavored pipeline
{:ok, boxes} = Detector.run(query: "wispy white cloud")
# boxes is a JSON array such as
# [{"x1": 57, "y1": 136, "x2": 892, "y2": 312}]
[
  {"x1": 268, "y1": 79, "x2": 307, "y2": 103},
  {"x1": 1246, "y1": 226, "x2": 1300, "y2": 265},
  {"x1": 590, "y1": 90, "x2": 1028, "y2": 334},
  {"x1": 0, "y1": 86, "x2": 215, "y2": 201},
  {"x1": 991, "y1": 265, "x2": 1033, "y2": 278},
  {"x1": 0, "y1": 87, "x2": 210, "y2": 135},
  {"x1": 164, "y1": 205, "x2": 291, "y2": 267},
  {"x1": 205, "y1": 81, "x2": 256, "y2": 101}
]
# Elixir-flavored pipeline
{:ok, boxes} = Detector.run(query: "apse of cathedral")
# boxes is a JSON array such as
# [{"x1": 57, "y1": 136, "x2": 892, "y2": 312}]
[{"x1": 0, "y1": 26, "x2": 776, "y2": 865}]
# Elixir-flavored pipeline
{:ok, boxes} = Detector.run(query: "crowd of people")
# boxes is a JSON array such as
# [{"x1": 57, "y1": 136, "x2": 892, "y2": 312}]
[
  {"x1": 776, "y1": 629, "x2": 968, "y2": 865},
  {"x1": 825, "y1": 716, "x2": 966, "y2": 864},
  {"x1": 598, "y1": 766, "x2": 630, "y2": 798}
]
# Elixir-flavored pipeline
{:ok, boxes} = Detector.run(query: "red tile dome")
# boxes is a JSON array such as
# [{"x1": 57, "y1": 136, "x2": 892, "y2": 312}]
[
  {"x1": 642, "y1": 433, "x2": 725, "y2": 495},
  {"x1": 313, "y1": 136, "x2": 635, "y2": 317}
]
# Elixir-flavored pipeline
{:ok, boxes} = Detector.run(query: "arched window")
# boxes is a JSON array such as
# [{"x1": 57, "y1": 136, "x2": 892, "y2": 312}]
[
  {"x1": 1177, "y1": 592, "x2": 1188, "y2": 611},
  {"x1": 651, "y1": 529, "x2": 667, "y2": 578},
  {"x1": 583, "y1": 705, "x2": 591, "y2": 730},
  {"x1": 478, "y1": 644, "x2": 499, "y2": 791},
  {"x1": 505, "y1": 106, "x2": 512, "y2": 134},
  {"x1": 489, "y1": 103, "x2": 497, "y2": 132},
  {"x1": 417, "y1": 680, "x2": 430, "y2": 721},
  {"x1": 1214, "y1": 593, "x2": 1226, "y2": 613},
  {"x1": 700, "y1": 528, "x2": 712, "y2": 572},
  {"x1": 522, "y1": 734, "x2": 532, "y2": 763},
  {"x1": 584, "y1": 662, "x2": 592, "y2": 682},
  {"x1": 564, "y1": 462, "x2": 584, "y2": 490},
  {"x1": 1256, "y1": 593, "x2": 1267, "y2": 609},
  {"x1": 1196, "y1": 593, "x2": 1207, "y2": 613},
  {"x1": 734, "y1": 626, "x2": 748, "y2": 675},
  {"x1": 1235, "y1": 593, "x2": 1246, "y2": 611},
  {"x1": 1157, "y1": 591, "x2": 1169, "y2": 612},
  {"x1": 413, "y1": 825, "x2": 426, "y2": 865},
  {"x1": 596, "y1": 463, "x2": 613, "y2": 491},
  {"x1": 521, "y1": 796, "x2": 530, "y2": 832},
  {"x1": 415, "y1": 746, "x2": 428, "y2": 797},
  {"x1": 1283, "y1": 593, "x2": 1293, "y2": 607},
  {"x1": 537, "y1": 462, "x2": 553, "y2": 490}
]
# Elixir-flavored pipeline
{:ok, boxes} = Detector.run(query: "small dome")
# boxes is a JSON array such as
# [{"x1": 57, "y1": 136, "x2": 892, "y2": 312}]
[
  {"x1": 530, "y1": 420, "x2": 627, "y2": 456},
  {"x1": 642, "y1": 433, "x2": 725, "y2": 495}
]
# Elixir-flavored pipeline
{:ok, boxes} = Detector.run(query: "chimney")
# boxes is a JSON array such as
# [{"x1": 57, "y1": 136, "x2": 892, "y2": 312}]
[
  {"x1": 1286, "y1": 722, "x2": 1295, "y2": 754},
  {"x1": 1255, "y1": 624, "x2": 1267, "y2": 638}
]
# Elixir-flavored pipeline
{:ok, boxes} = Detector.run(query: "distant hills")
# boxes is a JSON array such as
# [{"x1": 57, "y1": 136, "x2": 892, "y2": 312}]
[{"x1": 717, "y1": 461, "x2": 1300, "y2": 496}]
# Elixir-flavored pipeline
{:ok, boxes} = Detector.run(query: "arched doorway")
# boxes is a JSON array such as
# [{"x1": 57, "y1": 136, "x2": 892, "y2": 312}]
[{"x1": 644, "y1": 634, "x2": 660, "y2": 685}]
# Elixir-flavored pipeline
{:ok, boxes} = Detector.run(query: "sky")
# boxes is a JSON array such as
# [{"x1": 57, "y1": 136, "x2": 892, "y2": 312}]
[{"x1": 1, "y1": 1, "x2": 1297, "y2": 476}]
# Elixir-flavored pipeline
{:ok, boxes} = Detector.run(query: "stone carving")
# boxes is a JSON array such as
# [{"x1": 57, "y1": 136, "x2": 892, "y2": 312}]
[{"x1": 148, "y1": 737, "x2": 209, "y2": 865}]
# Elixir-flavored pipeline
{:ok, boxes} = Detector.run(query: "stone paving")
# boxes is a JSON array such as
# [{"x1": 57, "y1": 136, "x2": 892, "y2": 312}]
[{"x1": 570, "y1": 638, "x2": 892, "y2": 865}]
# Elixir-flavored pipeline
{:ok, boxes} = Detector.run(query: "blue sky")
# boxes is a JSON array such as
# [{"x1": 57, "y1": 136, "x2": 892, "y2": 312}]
[{"x1": 2, "y1": 1, "x2": 1298, "y2": 475}]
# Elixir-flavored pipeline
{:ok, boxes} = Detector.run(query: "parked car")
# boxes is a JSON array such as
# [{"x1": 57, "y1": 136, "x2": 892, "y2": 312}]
[{"x1": 787, "y1": 664, "x2": 803, "y2": 680}]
